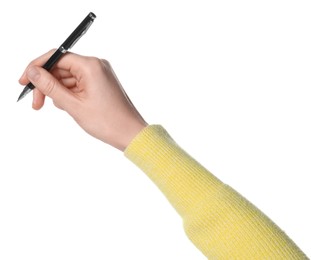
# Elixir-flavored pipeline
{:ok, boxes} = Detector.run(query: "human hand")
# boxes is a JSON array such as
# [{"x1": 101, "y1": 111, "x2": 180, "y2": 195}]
[{"x1": 19, "y1": 50, "x2": 148, "y2": 151}]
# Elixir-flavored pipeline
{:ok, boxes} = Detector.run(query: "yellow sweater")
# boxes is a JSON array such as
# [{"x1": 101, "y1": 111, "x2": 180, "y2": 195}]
[{"x1": 124, "y1": 125, "x2": 308, "y2": 259}]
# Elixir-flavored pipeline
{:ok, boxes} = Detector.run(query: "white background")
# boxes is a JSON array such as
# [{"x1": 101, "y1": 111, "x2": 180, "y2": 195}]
[{"x1": 1, "y1": 1, "x2": 310, "y2": 259}]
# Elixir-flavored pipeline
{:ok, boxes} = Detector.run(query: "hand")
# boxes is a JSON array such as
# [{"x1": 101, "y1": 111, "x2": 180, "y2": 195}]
[{"x1": 19, "y1": 50, "x2": 148, "y2": 151}]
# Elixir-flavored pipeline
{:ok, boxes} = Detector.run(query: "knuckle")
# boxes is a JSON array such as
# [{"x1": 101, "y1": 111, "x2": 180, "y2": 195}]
[
  {"x1": 90, "y1": 56, "x2": 105, "y2": 66},
  {"x1": 100, "y1": 58, "x2": 110, "y2": 66},
  {"x1": 87, "y1": 56, "x2": 111, "y2": 68},
  {"x1": 85, "y1": 57, "x2": 111, "y2": 75},
  {"x1": 101, "y1": 58, "x2": 112, "y2": 70}
]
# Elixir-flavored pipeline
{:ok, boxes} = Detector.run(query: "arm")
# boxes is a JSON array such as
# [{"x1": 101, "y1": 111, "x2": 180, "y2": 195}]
[
  {"x1": 19, "y1": 51, "x2": 308, "y2": 259},
  {"x1": 125, "y1": 125, "x2": 307, "y2": 259}
]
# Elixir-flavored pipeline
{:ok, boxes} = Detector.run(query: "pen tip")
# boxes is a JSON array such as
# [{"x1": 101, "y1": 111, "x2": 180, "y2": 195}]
[
  {"x1": 17, "y1": 93, "x2": 25, "y2": 102},
  {"x1": 17, "y1": 86, "x2": 32, "y2": 102}
]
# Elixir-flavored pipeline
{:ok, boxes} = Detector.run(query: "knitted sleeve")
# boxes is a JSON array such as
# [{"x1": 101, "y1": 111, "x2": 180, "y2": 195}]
[{"x1": 124, "y1": 125, "x2": 308, "y2": 259}]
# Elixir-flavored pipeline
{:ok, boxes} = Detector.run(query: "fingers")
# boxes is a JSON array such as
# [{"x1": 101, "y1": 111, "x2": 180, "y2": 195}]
[
  {"x1": 26, "y1": 65, "x2": 75, "y2": 111},
  {"x1": 19, "y1": 49, "x2": 57, "y2": 85},
  {"x1": 32, "y1": 88, "x2": 45, "y2": 110},
  {"x1": 19, "y1": 49, "x2": 87, "y2": 110},
  {"x1": 19, "y1": 50, "x2": 87, "y2": 85}
]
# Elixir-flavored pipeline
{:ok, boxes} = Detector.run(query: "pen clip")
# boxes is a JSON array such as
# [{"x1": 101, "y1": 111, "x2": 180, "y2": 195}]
[
  {"x1": 61, "y1": 12, "x2": 96, "y2": 51},
  {"x1": 68, "y1": 19, "x2": 94, "y2": 50}
]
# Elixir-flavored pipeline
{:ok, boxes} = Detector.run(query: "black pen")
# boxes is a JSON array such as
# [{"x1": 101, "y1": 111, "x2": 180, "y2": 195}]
[{"x1": 17, "y1": 12, "x2": 96, "y2": 102}]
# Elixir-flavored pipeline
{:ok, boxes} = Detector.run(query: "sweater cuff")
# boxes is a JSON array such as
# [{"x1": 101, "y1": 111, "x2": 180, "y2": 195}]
[
  {"x1": 124, "y1": 124, "x2": 174, "y2": 163},
  {"x1": 124, "y1": 124, "x2": 222, "y2": 216}
]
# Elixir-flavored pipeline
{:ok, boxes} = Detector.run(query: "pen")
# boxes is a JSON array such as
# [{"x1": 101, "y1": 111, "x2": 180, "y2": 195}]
[{"x1": 17, "y1": 12, "x2": 96, "y2": 102}]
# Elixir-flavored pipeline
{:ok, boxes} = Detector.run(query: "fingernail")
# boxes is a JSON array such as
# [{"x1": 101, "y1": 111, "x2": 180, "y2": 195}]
[{"x1": 27, "y1": 67, "x2": 40, "y2": 81}]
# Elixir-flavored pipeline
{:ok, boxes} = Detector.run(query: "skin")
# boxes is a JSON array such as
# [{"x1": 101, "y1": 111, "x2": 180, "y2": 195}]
[{"x1": 19, "y1": 50, "x2": 148, "y2": 151}]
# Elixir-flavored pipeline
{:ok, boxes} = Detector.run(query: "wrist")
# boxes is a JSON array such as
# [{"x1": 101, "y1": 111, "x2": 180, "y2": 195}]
[{"x1": 113, "y1": 121, "x2": 148, "y2": 152}]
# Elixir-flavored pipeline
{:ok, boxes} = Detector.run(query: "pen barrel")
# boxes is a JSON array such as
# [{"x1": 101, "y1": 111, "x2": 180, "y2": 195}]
[
  {"x1": 62, "y1": 12, "x2": 96, "y2": 50},
  {"x1": 43, "y1": 49, "x2": 64, "y2": 71},
  {"x1": 28, "y1": 82, "x2": 35, "y2": 90}
]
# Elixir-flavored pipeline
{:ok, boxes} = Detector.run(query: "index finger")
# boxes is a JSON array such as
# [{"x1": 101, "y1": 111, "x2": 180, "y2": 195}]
[
  {"x1": 19, "y1": 49, "x2": 56, "y2": 85},
  {"x1": 18, "y1": 50, "x2": 87, "y2": 85}
]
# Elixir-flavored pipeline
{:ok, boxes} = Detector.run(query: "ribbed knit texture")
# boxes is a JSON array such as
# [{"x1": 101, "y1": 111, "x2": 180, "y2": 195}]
[{"x1": 124, "y1": 125, "x2": 308, "y2": 259}]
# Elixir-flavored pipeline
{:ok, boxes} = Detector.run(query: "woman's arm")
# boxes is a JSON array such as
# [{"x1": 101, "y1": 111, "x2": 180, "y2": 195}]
[
  {"x1": 125, "y1": 125, "x2": 308, "y2": 259},
  {"x1": 19, "y1": 51, "x2": 308, "y2": 259}
]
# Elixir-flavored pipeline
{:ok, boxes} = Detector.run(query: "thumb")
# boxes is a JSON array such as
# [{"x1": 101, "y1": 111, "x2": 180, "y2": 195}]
[{"x1": 26, "y1": 66, "x2": 73, "y2": 107}]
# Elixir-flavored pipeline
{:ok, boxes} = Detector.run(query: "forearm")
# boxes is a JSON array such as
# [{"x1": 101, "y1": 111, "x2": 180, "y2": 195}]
[{"x1": 124, "y1": 125, "x2": 307, "y2": 259}]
